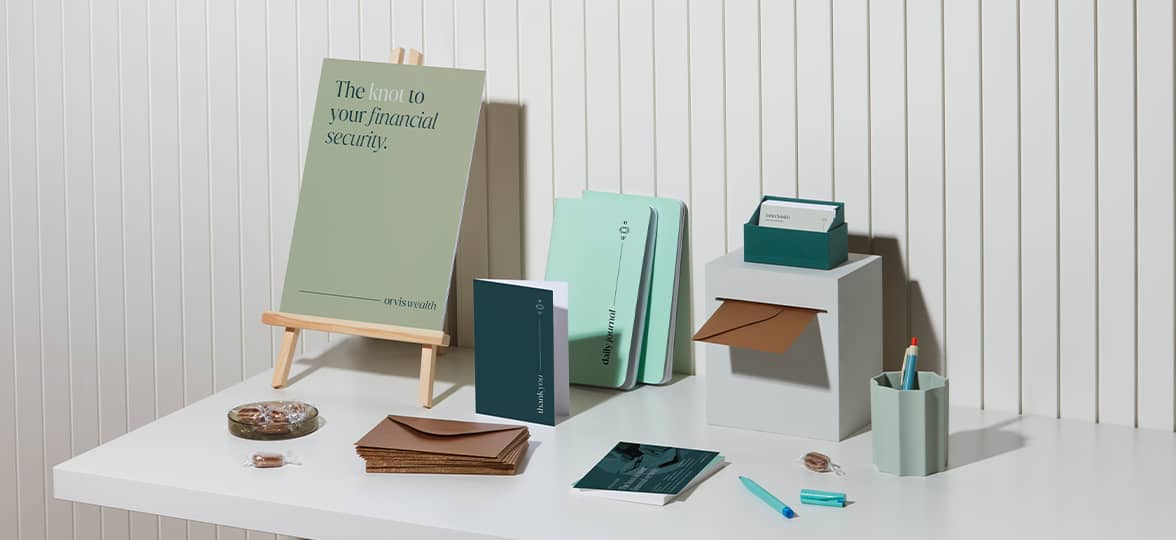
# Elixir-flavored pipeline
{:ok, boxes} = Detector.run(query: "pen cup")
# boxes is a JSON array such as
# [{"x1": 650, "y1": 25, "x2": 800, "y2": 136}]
[{"x1": 870, "y1": 371, "x2": 948, "y2": 476}]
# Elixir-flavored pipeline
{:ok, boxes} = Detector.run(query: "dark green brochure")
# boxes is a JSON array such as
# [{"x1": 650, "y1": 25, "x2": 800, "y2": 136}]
[{"x1": 573, "y1": 442, "x2": 723, "y2": 505}]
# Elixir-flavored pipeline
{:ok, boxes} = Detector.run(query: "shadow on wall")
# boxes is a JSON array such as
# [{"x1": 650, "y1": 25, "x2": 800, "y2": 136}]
[
  {"x1": 486, "y1": 101, "x2": 526, "y2": 280},
  {"x1": 675, "y1": 220, "x2": 695, "y2": 375},
  {"x1": 453, "y1": 102, "x2": 525, "y2": 347},
  {"x1": 730, "y1": 322, "x2": 829, "y2": 388},
  {"x1": 463, "y1": 102, "x2": 699, "y2": 375},
  {"x1": 855, "y1": 234, "x2": 942, "y2": 375}
]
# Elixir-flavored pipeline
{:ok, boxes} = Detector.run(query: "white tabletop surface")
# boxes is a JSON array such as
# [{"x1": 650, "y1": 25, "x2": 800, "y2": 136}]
[{"x1": 55, "y1": 337, "x2": 1176, "y2": 540}]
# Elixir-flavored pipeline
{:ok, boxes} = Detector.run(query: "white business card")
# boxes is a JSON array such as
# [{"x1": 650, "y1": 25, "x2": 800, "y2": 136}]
[{"x1": 757, "y1": 200, "x2": 836, "y2": 232}]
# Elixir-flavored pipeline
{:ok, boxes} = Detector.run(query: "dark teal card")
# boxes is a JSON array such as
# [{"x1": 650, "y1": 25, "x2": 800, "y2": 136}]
[
  {"x1": 574, "y1": 442, "x2": 720, "y2": 494},
  {"x1": 473, "y1": 280, "x2": 568, "y2": 425}
]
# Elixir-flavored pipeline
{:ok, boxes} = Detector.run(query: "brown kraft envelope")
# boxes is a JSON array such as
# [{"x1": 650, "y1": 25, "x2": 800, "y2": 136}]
[
  {"x1": 355, "y1": 415, "x2": 527, "y2": 459},
  {"x1": 691, "y1": 299, "x2": 821, "y2": 354}
]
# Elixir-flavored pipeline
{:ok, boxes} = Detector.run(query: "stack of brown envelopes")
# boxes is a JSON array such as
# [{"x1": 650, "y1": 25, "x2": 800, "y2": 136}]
[{"x1": 355, "y1": 415, "x2": 530, "y2": 475}]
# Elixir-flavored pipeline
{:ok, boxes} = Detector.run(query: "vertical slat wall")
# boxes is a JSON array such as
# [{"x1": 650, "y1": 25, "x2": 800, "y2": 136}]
[
  {"x1": 868, "y1": 0, "x2": 908, "y2": 370},
  {"x1": 1095, "y1": 0, "x2": 1139, "y2": 427},
  {"x1": 1018, "y1": 0, "x2": 1059, "y2": 419},
  {"x1": 944, "y1": 0, "x2": 985, "y2": 411},
  {"x1": 62, "y1": 0, "x2": 99, "y2": 535},
  {"x1": 1135, "y1": 0, "x2": 1175, "y2": 432},
  {"x1": 687, "y1": 0, "x2": 727, "y2": 369},
  {"x1": 906, "y1": 0, "x2": 945, "y2": 378},
  {"x1": 980, "y1": 0, "x2": 1022, "y2": 413},
  {"x1": 1, "y1": 1, "x2": 1174, "y2": 539},
  {"x1": 1057, "y1": 0, "x2": 1099, "y2": 423}
]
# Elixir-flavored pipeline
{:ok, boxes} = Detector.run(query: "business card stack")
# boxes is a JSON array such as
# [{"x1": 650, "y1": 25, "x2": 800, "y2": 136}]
[
  {"x1": 355, "y1": 415, "x2": 530, "y2": 475},
  {"x1": 756, "y1": 198, "x2": 838, "y2": 232}
]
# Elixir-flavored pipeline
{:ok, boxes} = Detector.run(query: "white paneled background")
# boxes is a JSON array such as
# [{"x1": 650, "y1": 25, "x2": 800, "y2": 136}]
[{"x1": 1, "y1": 0, "x2": 1173, "y2": 538}]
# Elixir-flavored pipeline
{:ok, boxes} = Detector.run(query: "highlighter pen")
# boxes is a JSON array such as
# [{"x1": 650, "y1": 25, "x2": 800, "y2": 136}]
[
  {"x1": 739, "y1": 476, "x2": 796, "y2": 519},
  {"x1": 900, "y1": 337, "x2": 919, "y2": 390}
]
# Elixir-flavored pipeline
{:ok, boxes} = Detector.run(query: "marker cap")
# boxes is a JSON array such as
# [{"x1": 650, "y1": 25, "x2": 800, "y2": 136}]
[{"x1": 799, "y1": 489, "x2": 847, "y2": 508}]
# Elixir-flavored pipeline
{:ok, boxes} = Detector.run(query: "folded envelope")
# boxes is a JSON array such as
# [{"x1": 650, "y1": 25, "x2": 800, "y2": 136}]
[
  {"x1": 691, "y1": 299, "x2": 821, "y2": 354},
  {"x1": 355, "y1": 415, "x2": 529, "y2": 475}
]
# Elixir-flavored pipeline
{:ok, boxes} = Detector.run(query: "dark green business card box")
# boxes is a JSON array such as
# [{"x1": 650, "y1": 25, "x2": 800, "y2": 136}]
[{"x1": 743, "y1": 196, "x2": 848, "y2": 270}]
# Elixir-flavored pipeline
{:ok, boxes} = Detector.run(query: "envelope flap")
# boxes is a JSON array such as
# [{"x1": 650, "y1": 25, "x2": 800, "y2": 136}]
[
  {"x1": 692, "y1": 300, "x2": 784, "y2": 341},
  {"x1": 387, "y1": 415, "x2": 522, "y2": 437},
  {"x1": 692, "y1": 299, "x2": 819, "y2": 354},
  {"x1": 356, "y1": 416, "x2": 527, "y2": 459}
]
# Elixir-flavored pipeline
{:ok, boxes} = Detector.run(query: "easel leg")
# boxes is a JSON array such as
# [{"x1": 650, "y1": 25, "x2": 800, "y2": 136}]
[
  {"x1": 271, "y1": 327, "x2": 302, "y2": 388},
  {"x1": 419, "y1": 345, "x2": 438, "y2": 408}
]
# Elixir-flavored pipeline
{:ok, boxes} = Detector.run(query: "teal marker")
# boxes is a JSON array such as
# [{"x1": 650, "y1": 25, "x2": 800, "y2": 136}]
[{"x1": 739, "y1": 476, "x2": 796, "y2": 519}]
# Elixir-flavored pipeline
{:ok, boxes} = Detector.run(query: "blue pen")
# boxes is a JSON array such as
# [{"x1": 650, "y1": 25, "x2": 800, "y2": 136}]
[
  {"x1": 739, "y1": 476, "x2": 796, "y2": 519},
  {"x1": 900, "y1": 337, "x2": 919, "y2": 390}
]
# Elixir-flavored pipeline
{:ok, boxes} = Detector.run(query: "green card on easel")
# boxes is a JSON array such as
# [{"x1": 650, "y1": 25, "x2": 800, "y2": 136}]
[
  {"x1": 264, "y1": 52, "x2": 484, "y2": 409},
  {"x1": 279, "y1": 58, "x2": 485, "y2": 331}
]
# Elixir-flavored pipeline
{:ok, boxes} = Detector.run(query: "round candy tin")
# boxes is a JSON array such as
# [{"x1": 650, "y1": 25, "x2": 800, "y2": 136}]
[{"x1": 227, "y1": 400, "x2": 319, "y2": 440}]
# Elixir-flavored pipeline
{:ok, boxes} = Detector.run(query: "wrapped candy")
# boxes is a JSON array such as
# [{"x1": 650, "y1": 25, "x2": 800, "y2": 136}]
[
  {"x1": 801, "y1": 452, "x2": 844, "y2": 475},
  {"x1": 244, "y1": 451, "x2": 301, "y2": 469}
]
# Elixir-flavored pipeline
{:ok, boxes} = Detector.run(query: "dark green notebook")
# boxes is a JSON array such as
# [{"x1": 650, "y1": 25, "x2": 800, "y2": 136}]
[{"x1": 473, "y1": 280, "x2": 569, "y2": 426}]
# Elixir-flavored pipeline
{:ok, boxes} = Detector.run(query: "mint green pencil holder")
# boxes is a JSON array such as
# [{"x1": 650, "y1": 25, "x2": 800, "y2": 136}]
[{"x1": 870, "y1": 371, "x2": 948, "y2": 476}]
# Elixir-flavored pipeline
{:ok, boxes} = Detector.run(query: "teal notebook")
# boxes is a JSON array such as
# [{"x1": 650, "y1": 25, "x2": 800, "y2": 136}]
[
  {"x1": 545, "y1": 198, "x2": 656, "y2": 389},
  {"x1": 573, "y1": 442, "x2": 725, "y2": 505},
  {"x1": 473, "y1": 279, "x2": 569, "y2": 426},
  {"x1": 583, "y1": 191, "x2": 686, "y2": 384}
]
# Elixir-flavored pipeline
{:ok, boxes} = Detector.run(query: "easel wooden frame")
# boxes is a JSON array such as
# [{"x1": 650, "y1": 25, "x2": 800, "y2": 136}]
[{"x1": 264, "y1": 47, "x2": 451, "y2": 408}]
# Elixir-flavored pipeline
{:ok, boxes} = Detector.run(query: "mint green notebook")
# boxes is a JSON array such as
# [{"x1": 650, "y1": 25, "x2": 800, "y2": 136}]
[
  {"x1": 583, "y1": 191, "x2": 686, "y2": 385},
  {"x1": 545, "y1": 198, "x2": 656, "y2": 389}
]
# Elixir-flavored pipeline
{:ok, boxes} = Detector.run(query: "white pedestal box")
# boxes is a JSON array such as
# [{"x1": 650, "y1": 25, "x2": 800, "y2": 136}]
[{"x1": 696, "y1": 250, "x2": 882, "y2": 441}]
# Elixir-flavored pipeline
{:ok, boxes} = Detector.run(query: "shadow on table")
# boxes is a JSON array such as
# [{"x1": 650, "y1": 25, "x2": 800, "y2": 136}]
[
  {"x1": 517, "y1": 441, "x2": 542, "y2": 474},
  {"x1": 948, "y1": 416, "x2": 1027, "y2": 470},
  {"x1": 557, "y1": 333, "x2": 634, "y2": 423},
  {"x1": 561, "y1": 366, "x2": 696, "y2": 424},
  {"x1": 672, "y1": 461, "x2": 730, "y2": 504},
  {"x1": 286, "y1": 337, "x2": 469, "y2": 406},
  {"x1": 563, "y1": 387, "x2": 622, "y2": 424},
  {"x1": 560, "y1": 375, "x2": 694, "y2": 425}
]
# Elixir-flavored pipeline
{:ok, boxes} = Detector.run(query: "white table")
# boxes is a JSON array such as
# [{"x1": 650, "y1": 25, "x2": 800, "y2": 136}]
[{"x1": 55, "y1": 338, "x2": 1176, "y2": 539}]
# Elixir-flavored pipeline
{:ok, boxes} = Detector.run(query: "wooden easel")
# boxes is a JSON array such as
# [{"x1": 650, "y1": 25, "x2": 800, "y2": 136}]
[{"x1": 265, "y1": 47, "x2": 451, "y2": 408}]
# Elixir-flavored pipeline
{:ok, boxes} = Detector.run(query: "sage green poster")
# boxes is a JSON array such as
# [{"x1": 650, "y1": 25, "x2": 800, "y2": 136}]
[{"x1": 279, "y1": 58, "x2": 485, "y2": 330}]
